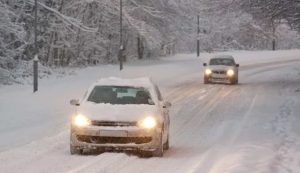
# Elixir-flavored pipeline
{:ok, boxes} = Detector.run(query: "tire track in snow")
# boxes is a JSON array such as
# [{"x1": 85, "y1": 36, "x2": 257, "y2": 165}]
[
  {"x1": 66, "y1": 154, "x2": 134, "y2": 173},
  {"x1": 0, "y1": 131, "x2": 136, "y2": 173},
  {"x1": 270, "y1": 84, "x2": 300, "y2": 173},
  {"x1": 171, "y1": 85, "x2": 236, "y2": 138},
  {"x1": 177, "y1": 64, "x2": 299, "y2": 173},
  {"x1": 228, "y1": 92, "x2": 258, "y2": 145},
  {"x1": 157, "y1": 85, "x2": 238, "y2": 173}
]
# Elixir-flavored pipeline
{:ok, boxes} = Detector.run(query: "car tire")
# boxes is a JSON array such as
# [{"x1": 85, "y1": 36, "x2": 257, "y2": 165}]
[
  {"x1": 229, "y1": 78, "x2": 236, "y2": 85},
  {"x1": 70, "y1": 145, "x2": 83, "y2": 155},
  {"x1": 152, "y1": 133, "x2": 164, "y2": 157},
  {"x1": 204, "y1": 76, "x2": 209, "y2": 84},
  {"x1": 139, "y1": 150, "x2": 152, "y2": 158},
  {"x1": 139, "y1": 132, "x2": 164, "y2": 158},
  {"x1": 163, "y1": 135, "x2": 169, "y2": 150}
]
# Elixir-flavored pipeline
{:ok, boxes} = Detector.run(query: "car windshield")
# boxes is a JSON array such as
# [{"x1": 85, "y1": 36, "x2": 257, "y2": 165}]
[
  {"x1": 87, "y1": 86, "x2": 154, "y2": 105},
  {"x1": 209, "y1": 58, "x2": 235, "y2": 66}
]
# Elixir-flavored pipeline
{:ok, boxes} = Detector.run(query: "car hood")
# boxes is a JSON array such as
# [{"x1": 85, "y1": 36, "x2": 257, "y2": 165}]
[
  {"x1": 207, "y1": 65, "x2": 235, "y2": 71},
  {"x1": 78, "y1": 102, "x2": 161, "y2": 122}
]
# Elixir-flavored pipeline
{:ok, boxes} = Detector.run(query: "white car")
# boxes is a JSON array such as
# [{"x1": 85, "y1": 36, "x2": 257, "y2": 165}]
[
  {"x1": 70, "y1": 77, "x2": 171, "y2": 157},
  {"x1": 203, "y1": 55, "x2": 239, "y2": 84}
]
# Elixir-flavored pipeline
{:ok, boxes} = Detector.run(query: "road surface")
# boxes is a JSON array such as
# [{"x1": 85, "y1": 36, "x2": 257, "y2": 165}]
[{"x1": 0, "y1": 50, "x2": 299, "y2": 173}]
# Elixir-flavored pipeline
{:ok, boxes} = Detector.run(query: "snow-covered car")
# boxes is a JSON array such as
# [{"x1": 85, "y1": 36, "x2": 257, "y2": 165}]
[
  {"x1": 203, "y1": 55, "x2": 239, "y2": 84},
  {"x1": 69, "y1": 77, "x2": 171, "y2": 157}
]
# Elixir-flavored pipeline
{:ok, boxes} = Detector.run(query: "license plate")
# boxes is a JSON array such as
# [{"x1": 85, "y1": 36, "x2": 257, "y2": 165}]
[
  {"x1": 100, "y1": 130, "x2": 128, "y2": 137},
  {"x1": 212, "y1": 74, "x2": 225, "y2": 78},
  {"x1": 214, "y1": 78, "x2": 226, "y2": 81}
]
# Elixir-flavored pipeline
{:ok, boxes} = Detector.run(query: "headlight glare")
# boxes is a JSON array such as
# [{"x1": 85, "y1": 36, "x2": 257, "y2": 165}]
[
  {"x1": 205, "y1": 69, "x2": 212, "y2": 75},
  {"x1": 73, "y1": 114, "x2": 91, "y2": 127},
  {"x1": 227, "y1": 69, "x2": 234, "y2": 76},
  {"x1": 139, "y1": 117, "x2": 157, "y2": 129}
]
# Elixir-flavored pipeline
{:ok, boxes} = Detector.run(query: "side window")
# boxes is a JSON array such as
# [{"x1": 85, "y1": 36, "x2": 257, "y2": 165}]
[{"x1": 155, "y1": 85, "x2": 163, "y2": 101}]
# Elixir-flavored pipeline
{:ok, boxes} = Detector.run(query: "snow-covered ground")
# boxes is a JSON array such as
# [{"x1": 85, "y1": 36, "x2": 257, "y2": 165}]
[{"x1": 0, "y1": 50, "x2": 300, "y2": 173}]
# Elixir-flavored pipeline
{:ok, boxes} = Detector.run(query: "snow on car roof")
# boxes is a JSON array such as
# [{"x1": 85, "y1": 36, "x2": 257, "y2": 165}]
[
  {"x1": 93, "y1": 77, "x2": 154, "y2": 88},
  {"x1": 211, "y1": 55, "x2": 234, "y2": 59}
]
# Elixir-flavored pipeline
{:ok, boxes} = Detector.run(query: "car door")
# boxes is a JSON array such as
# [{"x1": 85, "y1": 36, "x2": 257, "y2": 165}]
[
  {"x1": 154, "y1": 85, "x2": 170, "y2": 141},
  {"x1": 232, "y1": 59, "x2": 239, "y2": 77}
]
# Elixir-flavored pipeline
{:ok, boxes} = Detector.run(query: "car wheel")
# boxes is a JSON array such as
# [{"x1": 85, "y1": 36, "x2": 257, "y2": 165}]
[
  {"x1": 204, "y1": 76, "x2": 209, "y2": 84},
  {"x1": 139, "y1": 150, "x2": 152, "y2": 158},
  {"x1": 152, "y1": 133, "x2": 164, "y2": 157},
  {"x1": 70, "y1": 145, "x2": 83, "y2": 155},
  {"x1": 163, "y1": 135, "x2": 169, "y2": 150},
  {"x1": 229, "y1": 78, "x2": 236, "y2": 85}
]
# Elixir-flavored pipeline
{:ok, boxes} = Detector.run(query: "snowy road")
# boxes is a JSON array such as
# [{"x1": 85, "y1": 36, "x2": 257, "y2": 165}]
[{"x1": 0, "y1": 50, "x2": 300, "y2": 173}]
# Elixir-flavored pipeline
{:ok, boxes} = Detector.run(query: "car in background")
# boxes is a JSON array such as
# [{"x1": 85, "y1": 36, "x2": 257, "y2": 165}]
[
  {"x1": 69, "y1": 77, "x2": 171, "y2": 157},
  {"x1": 203, "y1": 55, "x2": 239, "y2": 84}
]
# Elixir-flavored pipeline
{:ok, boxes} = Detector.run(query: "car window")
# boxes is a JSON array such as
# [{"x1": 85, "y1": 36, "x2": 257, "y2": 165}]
[
  {"x1": 87, "y1": 86, "x2": 154, "y2": 105},
  {"x1": 209, "y1": 58, "x2": 235, "y2": 66}
]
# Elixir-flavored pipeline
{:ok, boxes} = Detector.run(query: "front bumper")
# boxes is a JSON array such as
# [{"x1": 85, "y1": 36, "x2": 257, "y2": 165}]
[
  {"x1": 70, "y1": 125, "x2": 162, "y2": 151},
  {"x1": 205, "y1": 74, "x2": 235, "y2": 83}
]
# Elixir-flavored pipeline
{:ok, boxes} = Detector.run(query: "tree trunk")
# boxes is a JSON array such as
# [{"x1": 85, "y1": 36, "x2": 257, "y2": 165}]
[
  {"x1": 137, "y1": 36, "x2": 144, "y2": 59},
  {"x1": 271, "y1": 20, "x2": 276, "y2": 51},
  {"x1": 53, "y1": 32, "x2": 58, "y2": 66},
  {"x1": 46, "y1": 32, "x2": 54, "y2": 66},
  {"x1": 272, "y1": 39, "x2": 276, "y2": 51},
  {"x1": 59, "y1": 0, "x2": 65, "y2": 66}
]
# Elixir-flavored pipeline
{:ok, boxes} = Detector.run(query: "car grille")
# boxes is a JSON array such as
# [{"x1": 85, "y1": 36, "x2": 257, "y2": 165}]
[
  {"x1": 91, "y1": 121, "x2": 137, "y2": 127},
  {"x1": 77, "y1": 135, "x2": 152, "y2": 144},
  {"x1": 212, "y1": 70, "x2": 226, "y2": 74}
]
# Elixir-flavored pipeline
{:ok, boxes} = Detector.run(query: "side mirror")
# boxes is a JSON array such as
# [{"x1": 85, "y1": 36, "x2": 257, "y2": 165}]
[
  {"x1": 148, "y1": 99, "x2": 155, "y2": 105},
  {"x1": 70, "y1": 99, "x2": 80, "y2": 106},
  {"x1": 163, "y1": 101, "x2": 172, "y2": 108},
  {"x1": 203, "y1": 63, "x2": 207, "y2": 66},
  {"x1": 236, "y1": 64, "x2": 239, "y2": 67}
]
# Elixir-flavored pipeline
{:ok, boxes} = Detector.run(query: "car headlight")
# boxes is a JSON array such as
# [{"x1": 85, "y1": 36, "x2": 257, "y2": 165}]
[
  {"x1": 205, "y1": 69, "x2": 212, "y2": 75},
  {"x1": 227, "y1": 69, "x2": 234, "y2": 76},
  {"x1": 73, "y1": 114, "x2": 91, "y2": 127},
  {"x1": 139, "y1": 117, "x2": 157, "y2": 129}
]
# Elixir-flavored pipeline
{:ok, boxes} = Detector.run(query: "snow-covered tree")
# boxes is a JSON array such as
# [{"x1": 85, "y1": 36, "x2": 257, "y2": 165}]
[
  {"x1": 1, "y1": 0, "x2": 300, "y2": 84},
  {"x1": 0, "y1": 1, "x2": 26, "y2": 69}
]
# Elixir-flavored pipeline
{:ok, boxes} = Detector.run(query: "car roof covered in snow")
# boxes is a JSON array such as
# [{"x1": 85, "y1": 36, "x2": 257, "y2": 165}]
[
  {"x1": 211, "y1": 55, "x2": 234, "y2": 59},
  {"x1": 93, "y1": 77, "x2": 155, "y2": 88}
]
